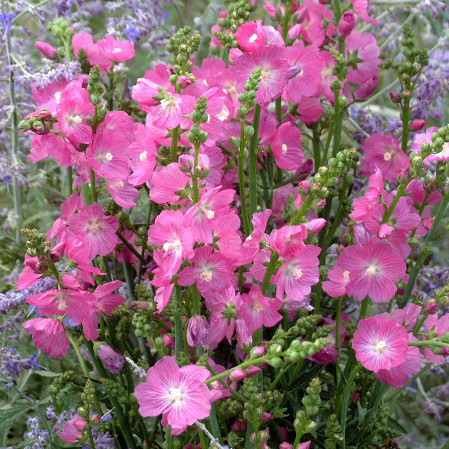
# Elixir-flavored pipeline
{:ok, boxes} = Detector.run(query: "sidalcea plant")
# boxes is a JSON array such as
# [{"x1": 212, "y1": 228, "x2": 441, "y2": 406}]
[{"x1": 2, "y1": 0, "x2": 449, "y2": 448}]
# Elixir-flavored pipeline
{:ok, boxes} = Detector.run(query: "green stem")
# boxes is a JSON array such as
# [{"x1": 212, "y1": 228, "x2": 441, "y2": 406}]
[
  {"x1": 400, "y1": 193, "x2": 449, "y2": 307},
  {"x1": 335, "y1": 296, "x2": 343, "y2": 354},
  {"x1": 401, "y1": 97, "x2": 411, "y2": 153},
  {"x1": 249, "y1": 104, "x2": 261, "y2": 217},
  {"x1": 282, "y1": 0, "x2": 294, "y2": 41},
  {"x1": 359, "y1": 298, "x2": 370, "y2": 320},
  {"x1": 409, "y1": 340, "x2": 449, "y2": 348},
  {"x1": 82, "y1": 182, "x2": 92, "y2": 205},
  {"x1": 312, "y1": 126, "x2": 321, "y2": 171},
  {"x1": 238, "y1": 121, "x2": 251, "y2": 235},
  {"x1": 123, "y1": 262, "x2": 135, "y2": 300},
  {"x1": 290, "y1": 195, "x2": 315, "y2": 225},
  {"x1": 268, "y1": 363, "x2": 293, "y2": 391},
  {"x1": 67, "y1": 166, "x2": 73, "y2": 195},
  {"x1": 321, "y1": 120, "x2": 335, "y2": 164},
  {"x1": 170, "y1": 126, "x2": 180, "y2": 162},
  {"x1": 192, "y1": 142, "x2": 200, "y2": 203},
  {"x1": 174, "y1": 285, "x2": 183, "y2": 359},
  {"x1": 117, "y1": 230, "x2": 147, "y2": 263},
  {"x1": 67, "y1": 333, "x2": 90, "y2": 378},
  {"x1": 90, "y1": 169, "x2": 97, "y2": 203},
  {"x1": 262, "y1": 252, "x2": 280, "y2": 294}
]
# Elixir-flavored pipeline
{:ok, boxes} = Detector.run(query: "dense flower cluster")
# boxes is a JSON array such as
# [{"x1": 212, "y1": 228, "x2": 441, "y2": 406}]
[{"x1": 1, "y1": 0, "x2": 449, "y2": 448}]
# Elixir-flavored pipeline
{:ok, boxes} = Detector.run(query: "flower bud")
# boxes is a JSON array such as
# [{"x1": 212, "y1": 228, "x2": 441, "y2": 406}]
[
  {"x1": 426, "y1": 300, "x2": 438, "y2": 315},
  {"x1": 97, "y1": 344, "x2": 125, "y2": 375},
  {"x1": 390, "y1": 91, "x2": 400, "y2": 103},
  {"x1": 411, "y1": 119, "x2": 426, "y2": 131},
  {"x1": 177, "y1": 75, "x2": 192, "y2": 88},
  {"x1": 230, "y1": 367, "x2": 247, "y2": 381},
  {"x1": 355, "y1": 76, "x2": 378, "y2": 100},
  {"x1": 337, "y1": 11, "x2": 355, "y2": 37},
  {"x1": 35, "y1": 41, "x2": 57, "y2": 58},
  {"x1": 186, "y1": 316, "x2": 209, "y2": 349}
]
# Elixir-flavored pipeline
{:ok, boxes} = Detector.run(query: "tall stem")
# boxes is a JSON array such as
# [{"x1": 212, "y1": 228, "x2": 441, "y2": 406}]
[
  {"x1": 249, "y1": 104, "x2": 261, "y2": 218},
  {"x1": 170, "y1": 126, "x2": 180, "y2": 162},
  {"x1": 238, "y1": 121, "x2": 251, "y2": 235}
]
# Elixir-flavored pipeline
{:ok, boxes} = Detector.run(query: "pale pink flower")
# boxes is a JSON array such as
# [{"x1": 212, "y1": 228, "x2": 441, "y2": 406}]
[
  {"x1": 275, "y1": 245, "x2": 321, "y2": 301},
  {"x1": 232, "y1": 46, "x2": 290, "y2": 104},
  {"x1": 271, "y1": 122, "x2": 303, "y2": 171},
  {"x1": 135, "y1": 356, "x2": 211, "y2": 435},
  {"x1": 56, "y1": 85, "x2": 94, "y2": 145},
  {"x1": 350, "y1": 0, "x2": 380, "y2": 25},
  {"x1": 238, "y1": 284, "x2": 282, "y2": 334},
  {"x1": 360, "y1": 134, "x2": 410, "y2": 182},
  {"x1": 32, "y1": 77, "x2": 72, "y2": 113},
  {"x1": 147, "y1": 210, "x2": 194, "y2": 272},
  {"x1": 178, "y1": 247, "x2": 234, "y2": 300},
  {"x1": 132, "y1": 78, "x2": 161, "y2": 107},
  {"x1": 29, "y1": 133, "x2": 72, "y2": 167},
  {"x1": 97, "y1": 35, "x2": 135, "y2": 61},
  {"x1": 352, "y1": 316, "x2": 409, "y2": 373},
  {"x1": 323, "y1": 238, "x2": 406, "y2": 303},
  {"x1": 128, "y1": 123, "x2": 157, "y2": 185},
  {"x1": 72, "y1": 32, "x2": 112, "y2": 71},
  {"x1": 149, "y1": 163, "x2": 190, "y2": 205},
  {"x1": 240, "y1": 210, "x2": 272, "y2": 265},
  {"x1": 297, "y1": 0, "x2": 333, "y2": 47},
  {"x1": 58, "y1": 414, "x2": 86, "y2": 443},
  {"x1": 107, "y1": 179, "x2": 139, "y2": 208},
  {"x1": 23, "y1": 318, "x2": 69, "y2": 358},
  {"x1": 87, "y1": 129, "x2": 130, "y2": 180},
  {"x1": 272, "y1": 225, "x2": 307, "y2": 258},
  {"x1": 151, "y1": 94, "x2": 195, "y2": 129},
  {"x1": 35, "y1": 41, "x2": 57, "y2": 58},
  {"x1": 67, "y1": 203, "x2": 120, "y2": 259}
]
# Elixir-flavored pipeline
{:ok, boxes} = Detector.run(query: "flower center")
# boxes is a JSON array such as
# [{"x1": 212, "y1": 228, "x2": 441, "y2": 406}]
[
  {"x1": 200, "y1": 269, "x2": 213, "y2": 282},
  {"x1": 261, "y1": 70, "x2": 271, "y2": 83},
  {"x1": 140, "y1": 151, "x2": 147, "y2": 161},
  {"x1": 365, "y1": 263, "x2": 379, "y2": 277},
  {"x1": 292, "y1": 267, "x2": 303, "y2": 280},
  {"x1": 105, "y1": 152, "x2": 113, "y2": 161},
  {"x1": 112, "y1": 48, "x2": 122, "y2": 53},
  {"x1": 111, "y1": 180, "x2": 124, "y2": 189},
  {"x1": 249, "y1": 33, "x2": 258, "y2": 43},
  {"x1": 54, "y1": 91, "x2": 62, "y2": 103},
  {"x1": 168, "y1": 387, "x2": 184, "y2": 404},
  {"x1": 217, "y1": 105, "x2": 230, "y2": 121},
  {"x1": 281, "y1": 143, "x2": 288, "y2": 154},
  {"x1": 66, "y1": 114, "x2": 82, "y2": 126},
  {"x1": 373, "y1": 340, "x2": 387, "y2": 354},
  {"x1": 383, "y1": 151, "x2": 393, "y2": 161},
  {"x1": 56, "y1": 294, "x2": 68, "y2": 311},
  {"x1": 161, "y1": 97, "x2": 178, "y2": 112},
  {"x1": 163, "y1": 238, "x2": 182, "y2": 252},
  {"x1": 87, "y1": 219, "x2": 103, "y2": 235},
  {"x1": 343, "y1": 270, "x2": 351, "y2": 281},
  {"x1": 254, "y1": 300, "x2": 265, "y2": 312}
]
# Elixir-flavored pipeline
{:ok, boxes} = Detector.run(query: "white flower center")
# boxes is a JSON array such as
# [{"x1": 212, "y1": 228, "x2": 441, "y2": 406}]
[
  {"x1": 217, "y1": 105, "x2": 230, "y2": 121},
  {"x1": 281, "y1": 143, "x2": 288, "y2": 154},
  {"x1": 292, "y1": 267, "x2": 303, "y2": 280},
  {"x1": 206, "y1": 210, "x2": 215, "y2": 219},
  {"x1": 54, "y1": 91, "x2": 62, "y2": 103},
  {"x1": 163, "y1": 238, "x2": 182, "y2": 252},
  {"x1": 66, "y1": 114, "x2": 82, "y2": 126},
  {"x1": 373, "y1": 340, "x2": 387, "y2": 354},
  {"x1": 112, "y1": 48, "x2": 122, "y2": 53},
  {"x1": 105, "y1": 152, "x2": 113, "y2": 161},
  {"x1": 249, "y1": 33, "x2": 258, "y2": 43},
  {"x1": 383, "y1": 151, "x2": 393, "y2": 161},
  {"x1": 112, "y1": 180, "x2": 124, "y2": 189},
  {"x1": 261, "y1": 70, "x2": 271, "y2": 83},
  {"x1": 365, "y1": 264, "x2": 379, "y2": 277},
  {"x1": 87, "y1": 219, "x2": 102, "y2": 235},
  {"x1": 168, "y1": 387, "x2": 184, "y2": 404},
  {"x1": 343, "y1": 270, "x2": 350, "y2": 281},
  {"x1": 139, "y1": 151, "x2": 147, "y2": 161},
  {"x1": 161, "y1": 97, "x2": 178, "y2": 111},
  {"x1": 200, "y1": 270, "x2": 213, "y2": 282}
]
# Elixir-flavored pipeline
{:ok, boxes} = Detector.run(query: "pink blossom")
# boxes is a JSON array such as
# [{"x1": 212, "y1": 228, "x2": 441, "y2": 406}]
[
  {"x1": 360, "y1": 134, "x2": 410, "y2": 182},
  {"x1": 238, "y1": 284, "x2": 282, "y2": 333},
  {"x1": 297, "y1": 0, "x2": 333, "y2": 47},
  {"x1": 423, "y1": 315, "x2": 449, "y2": 364},
  {"x1": 151, "y1": 93, "x2": 195, "y2": 129},
  {"x1": 352, "y1": 316, "x2": 409, "y2": 372},
  {"x1": 56, "y1": 85, "x2": 94, "y2": 145},
  {"x1": 107, "y1": 179, "x2": 139, "y2": 208},
  {"x1": 350, "y1": 0, "x2": 381, "y2": 25},
  {"x1": 178, "y1": 247, "x2": 234, "y2": 300},
  {"x1": 128, "y1": 123, "x2": 157, "y2": 185},
  {"x1": 23, "y1": 318, "x2": 69, "y2": 358},
  {"x1": 337, "y1": 11, "x2": 356, "y2": 37},
  {"x1": 275, "y1": 245, "x2": 321, "y2": 301},
  {"x1": 323, "y1": 238, "x2": 406, "y2": 302},
  {"x1": 232, "y1": 46, "x2": 290, "y2": 104},
  {"x1": 58, "y1": 414, "x2": 86, "y2": 443},
  {"x1": 149, "y1": 163, "x2": 190, "y2": 204},
  {"x1": 72, "y1": 32, "x2": 112, "y2": 71},
  {"x1": 271, "y1": 122, "x2": 303, "y2": 171},
  {"x1": 35, "y1": 41, "x2": 56, "y2": 58},
  {"x1": 87, "y1": 129, "x2": 130, "y2": 180},
  {"x1": 187, "y1": 316, "x2": 210, "y2": 349},
  {"x1": 410, "y1": 126, "x2": 438, "y2": 154},
  {"x1": 97, "y1": 35, "x2": 135, "y2": 61},
  {"x1": 67, "y1": 203, "x2": 119, "y2": 259},
  {"x1": 135, "y1": 356, "x2": 211, "y2": 435},
  {"x1": 284, "y1": 41, "x2": 324, "y2": 103},
  {"x1": 29, "y1": 133, "x2": 72, "y2": 167},
  {"x1": 132, "y1": 78, "x2": 161, "y2": 107},
  {"x1": 234, "y1": 22, "x2": 266, "y2": 53}
]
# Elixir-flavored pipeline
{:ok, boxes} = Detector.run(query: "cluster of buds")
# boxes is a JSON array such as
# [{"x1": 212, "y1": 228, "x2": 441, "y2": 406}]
[
  {"x1": 167, "y1": 27, "x2": 200, "y2": 91},
  {"x1": 186, "y1": 96, "x2": 210, "y2": 148},
  {"x1": 19, "y1": 109, "x2": 56, "y2": 135},
  {"x1": 324, "y1": 414, "x2": 343, "y2": 449},
  {"x1": 293, "y1": 378, "x2": 322, "y2": 441},
  {"x1": 87, "y1": 65, "x2": 106, "y2": 107},
  {"x1": 49, "y1": 370, "x2": 74, "y2": 412},
  {"x1": 46, "y1": 18, "x2": 74, "y2": 61},
  {"x1": 219, "y1": 0, "x2": 252, "y2": 33},
  {"x1": 215, "y1": 31, "x2": 239, "y2": 49},
  {"x1": 236, "y1": 68, "x2": 262, "y2": 122}
]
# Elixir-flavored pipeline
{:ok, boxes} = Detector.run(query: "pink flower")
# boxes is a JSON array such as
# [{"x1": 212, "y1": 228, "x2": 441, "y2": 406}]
[
  {"x1": 93, "y1": 280, "x2": 125, "y2": 315},
  {"x1": 67, "y1": 203, "x2": 119, "y2": 259},
  {"x1": 56, "y1": 85, "x2": 94, "y2": 145},
  {"x1": 151, "y1": 93, "x2": 195, "y2": 129},
  {"x1": 284, "y1": 41, "x2": 324, "y2": 103},
  {"x1": 149, "y1": 163, "x2": 190, "y2": 204},
  {"x1": 178, "y1": 247, "x2": 234, "y2": 300},
  {"x1": 87, "y1": 129, "x2": 130, "y2": 180},
  {"x1": 271, "y1": 122, "x2": 303, "y2": 171},
  {"x1": 23, "y1": 318, "x2": 69, "y2": 358},
  {"x1": 232, "y1": 46, "x2": 290, "y2": 104},
  {"x1": 72, "y1": 32, "x2": 112, "y2": 71},
  {"x1": 238, "y1": 284, "x2": 282, "y2": 334},
  {"x1": 273, "y1": 225, "x2": 307, "y2": 258},
  {"x1": 187, "y1": 316, "x2": 210, "y2": 349},
  {"x1": 35, "y1": 41, "x2": 56, "y2": 58},
  {"x1": 275, "y1": 245, "x2": 321, "y2": 301},
  {"x1": 352, "y1": 316, "x2": 409, "y2": 372},
  {"x1": 323, "y1": 238, "x2": 406, "y2": 303},
  {"x1": 58, "y1": 414, "x2": 86, "y2": 443},
  {"x1": 234, "y1": 22, "x2": 266, "y2": 53},
  {"x1": 132, "y1": 78, "x2": 161, "y2": 107},
  {"x1": 107, "y1": 179, "x2": 139, "y2": 208},
  {"x1": 423, "y1": 315, "x2": 449, "y2": 364},
  {"x1": 29, "y1": 133, "x2": 72, "y2": 167},
  {"x1": 97, "y1": 344, "x2": 125, "y2": 375},
  {"x1": 350, "y1": 0, "x2": 380, "y2": 25},
  {"x1": 337, "y1": 11, "x2": 356, "y2": 37},
  {"x1": 360, "y1": 134, "x2": 410, "y2": 182},
  {"x1": 135, "y1": 356, "x2": 211, "y2": 435},
  {"x1": 148, "y1": 210, "x2": 194, "y2": 272},
  {"x1": 97, "y1": 35, "x2": 135, "y2": 61}
]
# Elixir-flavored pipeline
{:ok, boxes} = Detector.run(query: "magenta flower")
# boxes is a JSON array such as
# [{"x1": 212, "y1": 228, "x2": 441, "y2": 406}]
[
  {"x1": 107, "y1": 179, "x2": 139, "y2": 208},
  {"x1": 97, "y1": 35, "x2": 135, "y2": 62},
  {"x1": 352, "y1": 316, "x2": 409, "y2": 373},
  {"x1": 67, "y1": 203, "x2": 120, "y2": 259},
  {"x1": 360, "y1": 134, "x2": 410, "y2": 182},
  {"x1": 73, "y1": 32, "x2": 112, "y2": 71},
  {"x1": 323, "y1": 238, "x2": 406, "y2": 303},
  {"x1": 238, "y1": 284, "x2": 282, "y2": 334},
  {"x1": 58, "y1": 414, "x2": 86, "y2": 443},
  {"x1": 56, "y1": 85, "x2": 94, "y2": 145},
  {"x1": 149, "y1": 163, "x2": 190, "y2": 205},
  {"x1": 135, "y1": 356, "x2": 211, "y2": 435},
  {"x1": 234, "y1": 21, "x2": 266, "y2": 53},
  {"x1": 232, "y1": 46, "x2": 290, "y2": 104},
  {"x1": 23, "y1": 318, "x2": 69, "y2": 358},
  {"x1": 151, "y1": 93, "x2": 195, "y2": 129}
]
